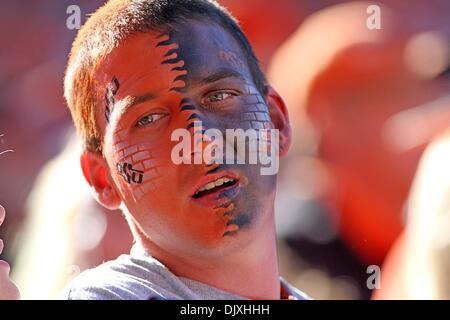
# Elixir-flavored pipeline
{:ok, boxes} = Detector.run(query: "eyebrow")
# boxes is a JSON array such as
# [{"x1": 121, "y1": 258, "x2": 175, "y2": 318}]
[
  {"x1": 198, "y1": 69, "x2": 246, "y2": 85},
  {"x1": 116, "y1": 92, "x2": 156, "y2": 117}
]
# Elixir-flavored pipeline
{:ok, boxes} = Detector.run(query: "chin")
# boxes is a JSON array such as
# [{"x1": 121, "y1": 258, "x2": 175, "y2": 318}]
[{"x1": 193, "y1": 226, "x2": 258, "y2": 258}]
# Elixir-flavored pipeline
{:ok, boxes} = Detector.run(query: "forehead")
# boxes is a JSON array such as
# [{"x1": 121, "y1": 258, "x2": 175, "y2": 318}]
[
  {"x1": 170, "y1": 19, "x2": 248, "y2": 74},
  {"x1": 95, "y1": 20, "x2": 250, "y2": 93}
]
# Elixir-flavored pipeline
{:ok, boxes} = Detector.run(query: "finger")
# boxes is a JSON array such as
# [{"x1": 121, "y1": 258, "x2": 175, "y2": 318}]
[
  {"x1": 0, "y1": 205, "x2": 5, "y2": 226},
  {"x1": 0, "y1": 205, "x2": 4, "y2": 255}
]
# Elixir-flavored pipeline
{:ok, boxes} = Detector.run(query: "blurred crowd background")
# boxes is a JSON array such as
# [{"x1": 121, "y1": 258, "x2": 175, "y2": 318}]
[{"x1": 0, "y1": 0, "x2": 449, "y2": 300}]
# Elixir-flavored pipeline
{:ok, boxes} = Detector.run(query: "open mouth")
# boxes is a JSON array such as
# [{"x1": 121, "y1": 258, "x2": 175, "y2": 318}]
[{"x1": 192, "y1": 177, "x2": 238, "y2": 199}]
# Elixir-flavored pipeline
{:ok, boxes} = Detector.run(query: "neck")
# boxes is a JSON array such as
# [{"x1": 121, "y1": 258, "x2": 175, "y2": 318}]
[{"x1": 135, "y1": 212, "x2": 281, "y2": 300}]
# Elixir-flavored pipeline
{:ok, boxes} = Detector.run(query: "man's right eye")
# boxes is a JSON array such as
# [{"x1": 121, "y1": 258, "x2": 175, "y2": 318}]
[{"x1": 135, "y1": 114, "x2": 165, "y2": 128}]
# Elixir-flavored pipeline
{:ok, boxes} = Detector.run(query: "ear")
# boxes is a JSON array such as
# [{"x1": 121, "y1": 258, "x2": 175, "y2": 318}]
[
  {"x1": 80, "y1": 151, "x2": 122, "y2": 210},
  {"x1": 264, "y1": 85, "x2": 292, "y2": 157}
]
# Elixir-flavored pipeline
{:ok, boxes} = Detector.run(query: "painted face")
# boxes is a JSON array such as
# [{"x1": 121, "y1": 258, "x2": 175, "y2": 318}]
[{"x1": 94, "y1": 21, "x2": 276, "y2": 257}]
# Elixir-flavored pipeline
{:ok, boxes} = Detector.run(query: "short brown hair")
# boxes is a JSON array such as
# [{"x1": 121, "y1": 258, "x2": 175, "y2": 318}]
[{"x1": 64, "y1": 0, "x2": 265, "y2": 154}]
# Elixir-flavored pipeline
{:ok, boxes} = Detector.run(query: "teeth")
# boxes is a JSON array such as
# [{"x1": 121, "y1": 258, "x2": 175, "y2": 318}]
[
  {"x1": 205, "y1": 182, "x2": 216, "y2": 190},
  {"x1": 195, "y1": 178, "x2": 235, "y2": 195},
  {"x1": 214, "y1": 179, "x2": 225, "y2": 187}
]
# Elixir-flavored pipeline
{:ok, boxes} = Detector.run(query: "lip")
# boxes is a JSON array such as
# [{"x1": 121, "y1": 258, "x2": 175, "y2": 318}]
[{"x1": 190, "y1": 170, "x2": 242, "y2": 208}]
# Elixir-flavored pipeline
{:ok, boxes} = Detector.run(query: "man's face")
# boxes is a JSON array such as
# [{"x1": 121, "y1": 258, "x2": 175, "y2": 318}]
[{"x1": 94, "y1": 21, "x2": 277, "y2": 258}]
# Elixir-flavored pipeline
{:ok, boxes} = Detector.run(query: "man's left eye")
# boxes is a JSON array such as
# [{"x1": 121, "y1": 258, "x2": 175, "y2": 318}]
[
  {"x1": 135, "y1": 114, "x2": 165, "y2": 128},
  {"x1": 207, "y1": 92, "x2": 233, "y2": 103}
]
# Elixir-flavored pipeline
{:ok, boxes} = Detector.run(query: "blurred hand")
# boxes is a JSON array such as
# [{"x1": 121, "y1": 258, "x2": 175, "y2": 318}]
[{"x1": 0, "y1": 205, "x2": 20, "y2": 300}]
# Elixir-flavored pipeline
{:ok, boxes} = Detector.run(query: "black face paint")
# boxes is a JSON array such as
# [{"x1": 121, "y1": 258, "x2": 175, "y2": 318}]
[
  {"x1": 105, "y1": 76, "x2": 121, "y2": 122},
  {"x1": 223, "y1": 213, "x2": 251, "y2": 237},
  {"x1": 117, "y1": 162, "x2": 144, "y2": 184},
  {"x1": 179, "y1": 98, "x2": 195, "y2": 112},
  {"x1": 150, "y1": 25, "x2": 273, "y2": 238},
  {"x1": 156, "y1": 33, "x2": 188, "y2": 93}
]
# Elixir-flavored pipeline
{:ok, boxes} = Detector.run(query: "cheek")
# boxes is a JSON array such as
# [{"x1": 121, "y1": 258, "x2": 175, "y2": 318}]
[
  {"x1": 110, "y1": 127, "x2": 170, "y2": 205},
  {"x1": 238, "y1": 84, "x2": 272, "y2": 130}
]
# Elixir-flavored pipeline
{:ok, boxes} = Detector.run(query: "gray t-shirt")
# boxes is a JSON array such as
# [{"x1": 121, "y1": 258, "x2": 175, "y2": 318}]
[{"x1": 62, "y1": 245, "x2": 309, "y2": 300}]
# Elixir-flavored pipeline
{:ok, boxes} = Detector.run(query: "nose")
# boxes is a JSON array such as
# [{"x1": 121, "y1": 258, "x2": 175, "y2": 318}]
[{"x1": 178, "y1": 97, "x2": 219, "y2": 165}]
